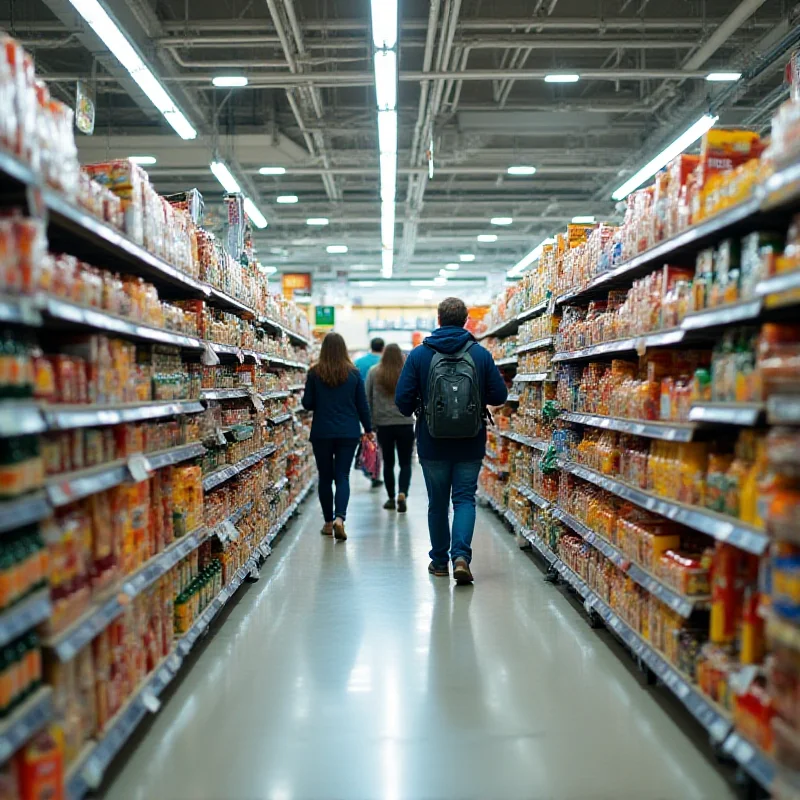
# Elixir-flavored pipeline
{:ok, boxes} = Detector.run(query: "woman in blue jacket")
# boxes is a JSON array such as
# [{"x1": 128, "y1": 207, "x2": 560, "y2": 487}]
[{"x1": 302, "y1": 332, "x2": 373, "y2": 541}]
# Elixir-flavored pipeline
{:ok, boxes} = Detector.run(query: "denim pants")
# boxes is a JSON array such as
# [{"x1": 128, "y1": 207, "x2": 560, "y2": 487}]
[
  {"x1": 312, "y1": 438, "x2": 360, "y2": 521},
  {"x1": 419, "y1": 459, "x2": 483, "y2": 566}
]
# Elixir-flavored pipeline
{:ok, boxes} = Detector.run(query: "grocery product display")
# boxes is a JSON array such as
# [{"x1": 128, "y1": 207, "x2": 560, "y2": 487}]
[
  {"x1": 0, "y1": 35, "x2": 316, "y2": 800},
  {"x1": 477, "y1": 91, "x2": 800, "y2": 799}
]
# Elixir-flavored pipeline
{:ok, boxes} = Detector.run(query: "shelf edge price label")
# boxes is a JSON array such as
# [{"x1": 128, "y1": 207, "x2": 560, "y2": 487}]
[{"x1": 127, "y1": 454, "x2": 152, "y2": 483}]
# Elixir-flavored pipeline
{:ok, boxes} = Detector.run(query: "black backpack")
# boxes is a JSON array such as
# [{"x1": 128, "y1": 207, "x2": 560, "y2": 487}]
[{"x1": 424, "y1": 341, "x2": 483, "y2": 439}]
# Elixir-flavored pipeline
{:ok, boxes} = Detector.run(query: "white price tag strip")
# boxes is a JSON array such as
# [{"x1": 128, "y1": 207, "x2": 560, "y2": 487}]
[
  {"x1": 141, "y1": 691, "x2": 161, "y2": 714},
  {"x1": 127, "y1": 454, "x2": 152, "y2": 483}
]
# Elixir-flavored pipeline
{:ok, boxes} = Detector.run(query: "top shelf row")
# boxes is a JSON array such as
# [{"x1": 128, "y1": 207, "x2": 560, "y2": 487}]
[{"x1": 0, "y1": 151, "x2": 311, "y2": 348}]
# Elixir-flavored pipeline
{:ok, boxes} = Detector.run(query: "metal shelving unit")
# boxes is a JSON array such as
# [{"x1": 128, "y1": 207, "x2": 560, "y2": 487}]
[{"x1": 560, "y1": 412, "x2": 696, "y2": 442}]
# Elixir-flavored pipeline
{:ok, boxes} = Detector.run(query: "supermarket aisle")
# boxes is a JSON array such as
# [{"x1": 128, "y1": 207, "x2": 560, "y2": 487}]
[{"x1": 104, "y1": 482, "x2": 734, "y2": 800}]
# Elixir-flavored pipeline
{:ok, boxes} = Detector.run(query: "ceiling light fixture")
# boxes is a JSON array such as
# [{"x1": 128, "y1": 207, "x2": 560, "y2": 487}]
[
  {"x1": 508, "y1": 237, "x2": 556, "y2": 278},
  {"x1": 259, "y1": 167, "x2": 287, "y2": 175},
  {"x1": 212, "y1": 76, "x2": 248, "y2": 87},
  {"x1": 477, "y1": 234, "x2": 498, "y2": 243},
  {"x1": 439, "y1": 269, "x2": 449, "y2": 277},
  {"x1": 327, "y1": 245, "x2": 348, "y2": 254},
  {"x1": 411, "y1": 280, "x2": 436, "y2": 287},
  {"x1": 571, "y1": 215, "x2": 596, "y2": 224},
  {"x1": 243, "y1": 198, "x2": 267, "y2": 229},
  {"x1": 370, "y1": 0, "x2": 398, "y2": 49},
  {"x1": 276, "y1": 195, "x2": 299, "y2": 204},
  {"x1": 544, "y1": 73, "x2": 580, "y2": 83},
  {"x1": 65, "y1": 0, "x2": 196, "y2": 139},
  {"x1": 210, "y1": 161, "x2": 241, "y2": 194},
  {"x1": 491, "y1": 217, "x2": 513, "y2": 226},
  {"x1": 445, "y1": 263, "x2": 460, "y2": 270},
  {"x1": 374, "y1": 49, "x2": 397, "y2": 111},
  {"x1": 459, "y1": 254, "x2": 476, "y2": 262},
  {"x1": 433, "y1": 276, "x2": 447, "y2": 286},
  {"x1": 706, "y1": 72, "x2": 741, "y2": 82},
  {"x1": 306, "y1": 218, "x2": 329, "y2": 226},
  {"x1": 358, "y1": 281, "x2": 377, "y2": 287},
  {"x1": 129, "y1": 155, "x2": 156, "y2": 165},
  {"x1": 507, "y1": 166, "x2": 536, "y2": 176},
  {"x1": 612, "y1": 113, "x2": 718, "y2": 201}
]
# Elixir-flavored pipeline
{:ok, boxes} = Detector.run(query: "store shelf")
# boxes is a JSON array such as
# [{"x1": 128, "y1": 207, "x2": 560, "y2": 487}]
[
  {"x1": 514, "y1": 372, "x2": 550, "y2": 383},
  {"x1": 268, "y1": 355, "x2": 308, "y2": 370},
  {"x1": 756, "y1": 269, "x2": 800, "y2": 299},
  {"x1": 269, "y1": 476, "x2": 290, "y2": 494},
  {"x1": 478, "y1": 318, "x2": 519, "y2": 340},
  {"x1": 497, "y1": 430, "x2": 546, "y2": 450},
  {"x1": 559, "y1": 460, "x2": 770, "y2": 555},
  {"x1": 482, "y1": 460, "x2": 508, "y2": 476},
  {"x1": 0, "y1": 402, "x2": 46, "y2": 437},
  {"x1": 200, "y1": 388, "x2": 249, "y2": 401},
  {"x1": 722, "y1": 732, "x2": 776, "y2": 790},
  {"x1": 517, "y1": 300, "x2": 550, "y2": 324},
  {"x1": 207, "y1": 287, "x2": 257, "y2": 318},
  {"x1": 0, "y1": 294, "x2": 42, "y2": 326},
  {"x1": 681, "y1": 299, "x2": 763, "y2": 332},
  {"x1": 0, "y1": 590, "x2": 51, "y2": 649},
  {"x1": 38, "y1": 295, "x2": 204, "y2": 350},
  {"x1": 552, "y1": 329, "x2": 687, "y2": 363},
  {"x1": 268, "y1": 413, "x2": 292, "y2": 426},
  {"x1": 48, "y1": 527, "x2": 207, "y2": 663},
  {"x1": 767, "y1": 395, "x2": 800, "y2": 425},
  {"x1": 561, "y1": 412, "x2": 696, "y2": 442},
  {"x1": 689, "y1": 402, "x2": 765, "y2": 426},
  {"x1": 555, "y1": 196, "x2": 762, "y2": 307},
  {"x1": 260, "y1": 316, "x2": 311, "y2": 347},
  {"x1": 262, "y1": 390, "x2": 291, "y2": 401},
  {"x1": 495, "y1": 356, "x2": 518, "y2": 367},
  {"x1": 0, "y1": 687, "x2": 54, "y2": 765},
  {"x1": 550, "y1": 506, "x2": 707, "y2": 617},
  {"x1": 0, "y1": 492, "x2": 51, "y2": 536},
  {"x1": 202, "y1": 444, "x2": 278, "y2": 492},
  {"x1": 64, "y1": 478, "x2": 315, "y2": 800},
  {"x1": 516, "y1": 337, "x2": 553, "y2": 354},
  {"x1": 43, "y1": 399, "x2": 204, "y2": 431},
  {"x1": 288, "y1": 384, "x2": 305, "y2": 392},
  {"x1": 506, "y1": 394, "x2": 520, "y2": 403},
  {"x1": 513, "y1": 482, "x2": 551, "y2": 509},
  {"x1": 45, "y1": 442, "x2": 205, "y2": 507}
]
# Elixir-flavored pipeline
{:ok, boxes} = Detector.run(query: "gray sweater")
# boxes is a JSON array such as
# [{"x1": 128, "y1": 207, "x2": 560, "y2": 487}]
[{"x1": 366, "y1": 367, "x2": 414, "y2": 428}]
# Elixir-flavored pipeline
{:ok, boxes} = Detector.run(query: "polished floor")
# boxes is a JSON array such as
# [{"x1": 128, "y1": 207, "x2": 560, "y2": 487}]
[{"x1": 104, "y1": 478, "x2": 736, "y2": 800}]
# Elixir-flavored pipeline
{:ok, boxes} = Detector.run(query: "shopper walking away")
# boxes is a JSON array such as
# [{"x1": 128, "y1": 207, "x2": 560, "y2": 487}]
[
  {"x1": 366, "y1": 344, "x2": 415, "y2": 513},
  {"x1": 302, "y1": 332, "x2": 373, "y2": 541},
  {"x1": 355, "y1": 337, "x2": 384, "y2": 381},
  {"x1": 395, "y1": 297, "x2": 508, "y2": 583},
  {"x1": 354, "y1": 338, "x2": 385, "y2": 487}
]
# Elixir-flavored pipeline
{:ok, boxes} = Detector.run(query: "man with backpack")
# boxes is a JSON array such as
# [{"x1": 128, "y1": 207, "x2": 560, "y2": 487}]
[{"x1": 395, "y1": 297, "x2": 508, "y2": 584}]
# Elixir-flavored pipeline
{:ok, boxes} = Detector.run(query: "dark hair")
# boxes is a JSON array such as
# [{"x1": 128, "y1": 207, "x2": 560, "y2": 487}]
[
  {"x1": 375, "y1": 343, "x2": 405, "y2": 395},
  {"x1": 312, "y1": 332, "x2": 356, "y2": 387},
  {"x1": 438, "y1": 297, "x2": 469, "y2": 328},
  {"x1": 370, "y1": 337, "x2": 385, "y2": 353}
]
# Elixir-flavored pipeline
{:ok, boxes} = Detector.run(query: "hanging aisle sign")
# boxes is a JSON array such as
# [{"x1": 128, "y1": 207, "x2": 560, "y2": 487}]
[
  {"x1": 315, "y1": 305, "x2": 335, "y2": 327},
  {"x1": 282, "y1": 273, "x2": 312, "y2": 300}
]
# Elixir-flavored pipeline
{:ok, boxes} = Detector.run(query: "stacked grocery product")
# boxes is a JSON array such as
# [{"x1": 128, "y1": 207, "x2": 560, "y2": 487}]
[
  {"x1": 477, "y1": 83, "x2": 800, "y2": 796},
  {"x1": 0, "y1": 34, "x2": 315, "y2": 800}
]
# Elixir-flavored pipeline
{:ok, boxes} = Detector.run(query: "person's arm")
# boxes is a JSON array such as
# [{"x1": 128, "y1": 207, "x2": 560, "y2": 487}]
[
  {"x1": 484, "y1": 351, "x2": 509, "y2": 407},
  {"x1": 355, "y1": 373, "x2": 373, "y2": 433},
  {"x1": 301, "y1": 371, "x2": 316, "y2": 411},
  {"x1": 394, "y1": 353, "x2": 419, "y2": 417},
  {"x1": 366, "y1": 368, "x2": 375, "y2": 418}
]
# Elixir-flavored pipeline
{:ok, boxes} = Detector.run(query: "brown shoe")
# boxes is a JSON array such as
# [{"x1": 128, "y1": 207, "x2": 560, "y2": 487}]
[
  {"x1": 428, "y1": 561, "x2": 449, "y2": 577},
  {"x1": 333, "y1": 519, "x2": 347, "y2": 540},
  {"x1": 453, "y1": 558, "x2": 473, "y2": 585},
  {"x1": 321, "y1": 523, "x2": 333, "y2": 536},
  {"x1": 396, "y1": 493, "x2": 407, "y2": 513}
]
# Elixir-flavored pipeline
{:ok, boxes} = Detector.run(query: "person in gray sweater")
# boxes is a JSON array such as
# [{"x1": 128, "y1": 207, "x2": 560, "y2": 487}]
[{"x1": 366, "y1": 344, "x2": 415, "y2": 512}]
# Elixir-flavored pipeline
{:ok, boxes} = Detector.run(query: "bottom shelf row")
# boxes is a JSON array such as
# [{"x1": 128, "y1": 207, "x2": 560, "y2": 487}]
[
  {"x1": 0, "y1": 478, "x2": 316, "y2": 800},
  {"x1": 477, "y1": 489, "x2": 778, "y2": 796}
]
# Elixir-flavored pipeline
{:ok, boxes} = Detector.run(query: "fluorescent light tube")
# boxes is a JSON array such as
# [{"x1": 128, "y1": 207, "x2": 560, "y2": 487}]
[
  {"x1": 439, "y1": 269, "x2": 449, "y2": 277},
  {"x1": 210, "y1": 161, "x2": 240, "y2": 193},
  {"x1": 129, "y1": 155, "x2": 156, "y2": 165},
  {"x1": 358, "y1": 281, "x2": 377, "y2": 287},
  {"x1": 460, "y1": 254, "x2": 476, "y2": 262},
  {"x1": 706, "y1": 72, "x2": 741, "y2": 82},
  {"x1": 381, "y1": 250, "x2": 393, "y2": 278},
  {"x1": 507, "y1": 166, "x2": 536, "y2": 176},
  {"x1": 491, "y1": 217, "x2": 513, "y2": 226},
  {"x1": 306, "y1": 218, "x2": 329, "y2": 226},
  {"x1": 612, "y1": 113, "x2": 717, "y2": 201},
  {"x1": 381, "y1": 201, "x2": 395, "y2": 250},
  {"x1": 411, "y1": 280, "x2": 436, "y2": 286},
  {"x1": 571, "y1": 215, "x2": 596, "y2": 224},
  {"x1": 276, "y1": 195, "x2": 299, "y2": 204},
  {"x1": 380, "y1": 152, "x2": 397, "y2": 203},
  {"x1": 544, "y1": 73, "x2": 580, "y2": 83},
  {"x1": 243, "y1": 198, "x2": 268, "y2": 228},
  {"x1": 259, "y1": 167, "x2": 286, "y2": 175},
  {"x1": 508, "y1": 237, "x2": 556, "y2": 277},
  {"x1": 212, "y1": 76, "x2": 248, "y2": 87},
  {"x1": 327, "y1": 245, "x2": 348, "y2": 254},
  {"x1": 477, "y1": 234, "x2": 498, "y2": 243},
  {"x1": 378, "y1": 110, "x2": 398, "y2": 155},
  {"x1": 370, "y1": 0, "x2": 398, "y2": 49},
  {"x1": 433, "y1": 276, "x2": 447, "y2": 286},
  {"x1": 66, "y1": 0, "x2": 196, "y2": 139},
  {"x1": 374, "y1": 49, "x2": 397, "y2": 111},
  {"x1": 445, "y1": 263, "x2": 460, "y2": 270}
]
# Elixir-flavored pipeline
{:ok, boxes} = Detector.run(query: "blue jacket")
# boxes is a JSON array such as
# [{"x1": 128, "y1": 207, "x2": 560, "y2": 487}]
[
  {"x1": 302, "y1": 368, "x2": 372, "y2": 440},
  {"x1": 395, "y1": 326, "x2": 508, "y2": 461},
  {"x1": 355, "y1": 352, "x2": 380, "y2": 381}
]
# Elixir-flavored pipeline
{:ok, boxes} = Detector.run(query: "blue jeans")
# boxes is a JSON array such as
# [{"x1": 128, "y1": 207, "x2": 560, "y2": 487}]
[
  {"x1": 419, "y1": 459, "x2": 483, "y2": 566},
  {"x1": 312, "y1": 438, "x2": 360, "y2": 521}
]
